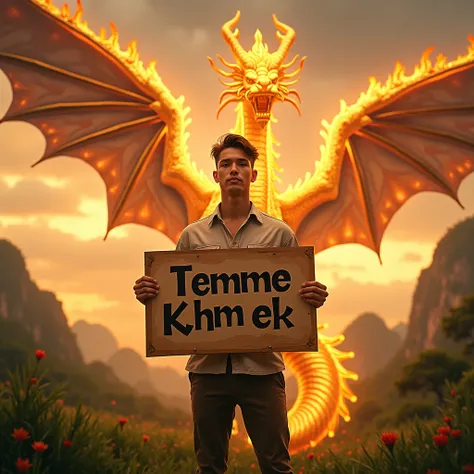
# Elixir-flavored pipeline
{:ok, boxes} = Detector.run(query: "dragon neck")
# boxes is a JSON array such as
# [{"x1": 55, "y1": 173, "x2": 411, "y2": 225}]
[{"x1": 236, "y1": 100, "x2": 282, "y2": 218}]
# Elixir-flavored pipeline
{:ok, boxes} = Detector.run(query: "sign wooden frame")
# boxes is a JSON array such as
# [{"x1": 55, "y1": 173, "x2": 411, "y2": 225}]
[{"x1": 144, "y1": 246, "x2": 318, "y2": 357}]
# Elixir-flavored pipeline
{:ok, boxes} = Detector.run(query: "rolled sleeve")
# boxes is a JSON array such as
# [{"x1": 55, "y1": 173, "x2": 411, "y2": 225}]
[{"x1": 283, "y1": 230, "x2": 299, "y2": 248}]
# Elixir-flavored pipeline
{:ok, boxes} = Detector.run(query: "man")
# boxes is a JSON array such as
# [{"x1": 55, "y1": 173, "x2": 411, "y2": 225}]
[{"x1": 133, "y1": 133, "x2": 329, "y2": 474}]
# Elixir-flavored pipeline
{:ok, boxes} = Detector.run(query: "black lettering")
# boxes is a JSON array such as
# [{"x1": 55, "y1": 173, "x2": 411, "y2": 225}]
[
  {"x1": 163, "y1": 302, "x2": 193, "y2": 336},
  {"x1": 252, "y1": 305, "x2": 272, "y2": 329},
  {"x1": 214, "y1": 306, "x2": 244, "y2": 328},
  {"x1": 272, "y1": 269, "x2": 291, "y2": 292},
  {"x1": 169, "y1": 265, "x2": 193, "y2": 296},
  {"x1": 194, "y1": 300, "x2": 214, "y2": 331},
  {"x1": 192, "y1": 273, "x2": 209, "y2": 296},
  {"x1": 272, "y1": 297, "x2": 294, "y2": 329},
  {"x1": 210, "y1": 273, "x2": 241, "y2": 294},
  {"x1": 241, "y1": 271, "x2": 271, "y2": 293}
]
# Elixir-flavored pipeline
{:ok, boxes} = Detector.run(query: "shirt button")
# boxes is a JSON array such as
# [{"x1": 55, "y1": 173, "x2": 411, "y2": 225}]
[{"x1": 232, "y1": 241, "x2": 237, "y2": 247}]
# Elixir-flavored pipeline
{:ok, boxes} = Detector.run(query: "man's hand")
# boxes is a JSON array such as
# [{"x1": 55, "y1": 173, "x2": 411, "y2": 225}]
[
  {"x1": 133, "y1": 276, "x2": 159, "y2": 305},
  {"x1": 299, "y1": 281, "x2": 328, "y2": 308}
]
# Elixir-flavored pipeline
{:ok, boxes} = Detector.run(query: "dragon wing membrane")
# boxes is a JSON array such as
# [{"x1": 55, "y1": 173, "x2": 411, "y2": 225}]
[
  {"x1": 0, "y1": 0, "x2": 215, "y2": 242},
  {"x1": 279, "y1": 43, "x2": 474, "y2": 258}
]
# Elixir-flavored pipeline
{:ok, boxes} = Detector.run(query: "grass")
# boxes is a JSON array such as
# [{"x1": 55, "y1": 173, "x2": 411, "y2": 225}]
[{"x1": 0, "y1": 350, "x2": 473, "y2": 473}]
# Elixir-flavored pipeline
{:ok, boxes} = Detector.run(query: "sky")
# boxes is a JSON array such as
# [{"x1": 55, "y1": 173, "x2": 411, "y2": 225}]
[{"x1": 1, "y1": 0, "x2": 474, "y2": 374}]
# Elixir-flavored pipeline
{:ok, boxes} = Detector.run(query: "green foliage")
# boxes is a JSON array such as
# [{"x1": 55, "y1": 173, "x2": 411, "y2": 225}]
[
  {"x1": 442, "y1": 293, "x2": 474, "y2": 356},
  {"x1": 395, "y1": 349, "x2": 472, "y2": 404},
  {"x1": 394, "y1": 400, "x2": 436, "y2": 425},
  {"x1": 1, "y1": 352, "x2": 474, "y2": 473},
  {"x1": 352, "y1": 400, "x2": 383, "y2": 428}
]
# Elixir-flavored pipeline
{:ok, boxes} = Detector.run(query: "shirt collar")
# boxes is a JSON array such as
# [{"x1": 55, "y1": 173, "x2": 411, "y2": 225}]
[{"x1": 208, "y1": 201, "x2": 263, "y2": 227}]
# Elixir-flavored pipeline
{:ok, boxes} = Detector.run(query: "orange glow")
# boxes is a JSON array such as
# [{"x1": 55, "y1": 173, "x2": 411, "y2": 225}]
[
  {"x1": 7, "y1": 7, "x2": 21, "y2": 18},
  {"x1": 456, "y1": 165, "x2": 464, "y2": 173},
  {"x1": 344, "y1": 227, "x2": 353, "y2": 239},
  {"x1": 140, "y1": 206, "x2": 150, "y2": 219},
  {"x1": 20, "y1": 99, "x2": 27, "y2": 106},
  {"x1": 395, "y1": 190, "x2": 406, "y2": 201}
]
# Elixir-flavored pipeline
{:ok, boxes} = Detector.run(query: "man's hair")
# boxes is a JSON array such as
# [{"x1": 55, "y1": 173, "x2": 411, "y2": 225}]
[{"x1": 210, "y1": 133, "x2": 259, "y2": 166}]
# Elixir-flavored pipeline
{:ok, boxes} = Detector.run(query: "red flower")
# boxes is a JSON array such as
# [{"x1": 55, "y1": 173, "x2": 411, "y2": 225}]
[
  {"x1": 142, "y1": 435, "x2": 150, "y2": 443},
  {"x1": 16, "y1": 458, "x2": 32, "y2": 472},
  {"x1": 35, "y1": 350, "x2": 46, "y2": 361},
  {"x1": 63, "y1": 440, "x2": 72, "y2": 448},
  {"x1": 450, "y1": 389, "x2": 456, "y2": 397},
  {"x1": 443, "y1": 416, "x2": 452, "y2": 426},
  {"x1": 118, "y1": 417, "x2": 127, "y2": 427},
  {"x1": 463, "y1": 466, "x2": 474, "y2": 473},
  {"x1": 433, "y1": 434, "x2": 449, "y2": 448},
  {"x1": 451, "y1": 429, "x2": 462, "y2": 439},
  {"x1": 32, "y1": 441, "x2": 48, "y2": 453},
  {"x1": 437, "y1": 426, "x2": 450, "y2": 436},
  {"x1": 307, "y1": 452, "x2": 314, "y2": 460},
  {"x1": 29, "y1": 378, "x2": 37, "y2": 385},
  {"x1": 111, "y1": 400, "x2": 117, "y2": 406},
  {"x1": 380, "y1": 431, "x2": 398, "y2": 451},
  {"x1": 427, "y1": 470, "x2": 440, "y2": 474},
  {"x1": 11, "y1": 428, "x2": 30, "y2": 441}
]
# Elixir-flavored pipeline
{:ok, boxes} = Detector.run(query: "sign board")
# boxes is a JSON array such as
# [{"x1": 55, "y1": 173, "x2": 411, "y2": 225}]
[{"x1": 144, "y1": 246, "x2": 318, "y2": 357}]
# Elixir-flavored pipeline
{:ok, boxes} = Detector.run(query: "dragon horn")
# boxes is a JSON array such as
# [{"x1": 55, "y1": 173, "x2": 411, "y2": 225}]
[
  {"x1": 271, "y1": 14, "x2": 296, "y2": 67},
  {"x1": 221, "y1": 11, "x2": 249, "y2": 66}
]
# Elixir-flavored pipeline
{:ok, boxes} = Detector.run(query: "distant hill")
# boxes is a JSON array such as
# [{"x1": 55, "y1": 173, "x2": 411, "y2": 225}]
[
  {"x1": 71, "y1": 320, "x2": 119, "y2": 364},
  {"x1": 392, "y1": 322, "x2": 408, "y2": 340},
  {"x1": 72, "y1": 319, "x2": 192, "y2": 409},
  {"x1": 338, "y1": 312, "x2": 403, "y2": 380}
]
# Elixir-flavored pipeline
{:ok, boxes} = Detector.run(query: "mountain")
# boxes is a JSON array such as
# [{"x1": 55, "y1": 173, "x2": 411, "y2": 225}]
[
  {"x1": 392, "y1": 322, "x2": 408, "y2": 340},
  {"x1": 0, "y1": 239, "x2": 83, "y2": 362},
  {"x1": 338, "y1": 312, "x2": 403, "y2": 380},
  {"x1": 0, "y1": 239, "x2": 188, "y2": 423},
  {"x1": 403, "y1": 215, "x2": 474, "y2": 359},
  {"x1": 353, "y1": 214, "x2": 474, "y2": 402},
  {"x1": 71, "y1": 320, "x2": 119, "y2": 363}
]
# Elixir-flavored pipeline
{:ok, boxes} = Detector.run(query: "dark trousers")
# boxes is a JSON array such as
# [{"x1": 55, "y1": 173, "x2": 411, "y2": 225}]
[{"x1": 188, "y1": 368, "x2": 293, "y2": 474}]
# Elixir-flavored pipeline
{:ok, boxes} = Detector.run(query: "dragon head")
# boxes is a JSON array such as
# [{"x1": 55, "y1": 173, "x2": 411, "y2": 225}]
[{"x1": 209, "y1": 11, "x2": 306, "y2": 127}]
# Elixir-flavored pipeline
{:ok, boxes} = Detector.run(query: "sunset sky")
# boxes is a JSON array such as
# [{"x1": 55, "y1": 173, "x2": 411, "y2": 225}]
[{"x1": 1, "y1": 0, "x2": 474, "y2": 375}]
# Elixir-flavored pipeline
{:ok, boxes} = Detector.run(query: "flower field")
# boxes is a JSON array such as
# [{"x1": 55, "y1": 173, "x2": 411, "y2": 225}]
[{"x1": 0, "y1": 350, "x2": 473, "y2": 473}]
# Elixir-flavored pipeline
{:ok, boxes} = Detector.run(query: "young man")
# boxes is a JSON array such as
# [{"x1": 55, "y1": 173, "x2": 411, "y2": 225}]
[{"x1": 133, "y1": 133, "x2": 329, "y2": 474}]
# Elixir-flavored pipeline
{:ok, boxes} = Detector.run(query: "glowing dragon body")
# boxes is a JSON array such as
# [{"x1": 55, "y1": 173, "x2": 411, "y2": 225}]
[{"x1": 1, "y1": 0, "x2": 474, "y2": 455}]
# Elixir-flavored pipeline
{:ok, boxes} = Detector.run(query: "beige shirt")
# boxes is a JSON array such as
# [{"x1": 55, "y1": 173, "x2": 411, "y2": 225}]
[{"x1": 175, "y1": 202, "x2": 299, "y2": 375}]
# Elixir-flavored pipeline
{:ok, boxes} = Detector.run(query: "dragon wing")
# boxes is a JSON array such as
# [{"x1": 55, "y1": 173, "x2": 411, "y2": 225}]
[
  {"x1": 0, "y1": 0, "x2": 216, "y2": 243},
  {"x1": 278, "y1": 41, "x2": 474, "y2": 259}
]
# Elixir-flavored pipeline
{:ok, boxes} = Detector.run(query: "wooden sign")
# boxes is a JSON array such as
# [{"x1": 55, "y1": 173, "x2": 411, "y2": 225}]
[{"x1": 144, "y1": 246, "x2": 318, "y2": 357}]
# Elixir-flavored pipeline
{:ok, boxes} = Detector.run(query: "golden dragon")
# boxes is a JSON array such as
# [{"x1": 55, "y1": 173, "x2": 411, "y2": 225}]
[{"x1": 1, "y1": 0, "x2": 474, "y2": 454}]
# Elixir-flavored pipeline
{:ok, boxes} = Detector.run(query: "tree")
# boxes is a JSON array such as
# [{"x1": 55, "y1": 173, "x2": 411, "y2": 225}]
[
  {"x1": 395, "y1": 349, "x2": 471, "y2": 405},
  {"x1": 442, "y1": 294, "x2": 474, "y2": 356}
]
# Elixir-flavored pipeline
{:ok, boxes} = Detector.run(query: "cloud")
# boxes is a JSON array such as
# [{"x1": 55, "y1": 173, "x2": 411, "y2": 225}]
[
  {"x1": 320, "y1": 276, "x2": 414, "y2": 334},
  {"x1": 0, "y1": 178, "x2": 82, "y2": 215},
  {"x1": 400, "y1": 252, "x2": 423, "y2": 263}
]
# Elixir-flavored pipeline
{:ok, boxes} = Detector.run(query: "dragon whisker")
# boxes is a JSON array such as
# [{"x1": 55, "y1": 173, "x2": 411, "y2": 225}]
[
  {"x1": 281, "y1": 57, "x2": 306, "y2": 79},
  {"x1": 281, "y1": 54, "x2": 299, "y2": 70},
  {"x1": 283, "y1": 95, "x2": 302, "y2": 115},
  {"x1": 216, "y1": 96, "x2": 241, "y2": 119},
  {"x1": 288, "y1": 89, "x2": 302, "y2": 102},
  {"x1": 208, "y1": 57, "x2": 234, "y2": 77},
  {"x1": 216, "y1": 54, "x2": 242, "y2": 72}
]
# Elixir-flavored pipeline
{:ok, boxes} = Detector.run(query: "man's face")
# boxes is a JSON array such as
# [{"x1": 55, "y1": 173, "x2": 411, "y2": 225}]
[{"x1": 213, "y1": 147, "x2": 257, "y2": 195}]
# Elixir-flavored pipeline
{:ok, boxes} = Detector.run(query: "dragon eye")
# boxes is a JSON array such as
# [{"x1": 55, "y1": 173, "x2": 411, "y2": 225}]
[{"x1": 246, "y1": 77, "x2": 255, "y2": 84}]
